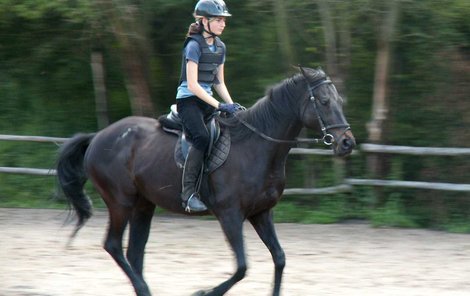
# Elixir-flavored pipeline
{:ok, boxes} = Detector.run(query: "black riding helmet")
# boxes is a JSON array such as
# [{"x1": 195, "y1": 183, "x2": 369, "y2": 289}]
[{"x1": 194, "y1": 0, "x2": 232, "y2": 18}]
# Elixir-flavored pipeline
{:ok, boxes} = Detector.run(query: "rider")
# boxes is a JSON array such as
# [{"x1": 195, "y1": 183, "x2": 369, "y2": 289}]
[{"x1": 177, "y1": 0, "x2": 243, "y2": 212}]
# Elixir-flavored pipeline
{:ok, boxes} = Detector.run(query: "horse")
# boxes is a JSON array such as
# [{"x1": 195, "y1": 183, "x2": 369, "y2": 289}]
[{"x1": 56, "y1": 67, "x2": 355, "y2": 296}]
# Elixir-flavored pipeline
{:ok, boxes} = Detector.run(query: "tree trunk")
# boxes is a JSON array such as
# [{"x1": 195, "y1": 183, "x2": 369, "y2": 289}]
[
  {"x1": 368, "y1": 0, "x2": 399, "y2": 143},
  {"x1": 366, "y1": 0, "x2": 400, "y2": 205},
  {"x1": 317, "y1": 0, "x2": 338, "y2": 75},
  {"x1": 90, "y1": 51, "x2": 110, "y2": 129},
  {"x1": 102, "y1": 0, "x2": 155, "y2": 117},
  {"x1": 121, "y1": 41, "x2": 155, "y2": 117},
  {"x1": 316, "y1": 0, "x2": 352, "y2": 187},
  {"x1": 316, "y1": 0, "x2": 348, "y2": 99},
  {"x1": 273, "y1": 0, "x2": 294, "y2": 70},
  {"x1": 336, "y1": 1, "x2": 352, "y2": 97}
]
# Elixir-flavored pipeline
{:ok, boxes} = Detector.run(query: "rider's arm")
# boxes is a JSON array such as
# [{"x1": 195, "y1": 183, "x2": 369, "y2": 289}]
[
  {"x1": 213, "y1": 64, "x2": 233, "y2": 104},
  {"x1": 186, "y1": 60, "x2": 221, "y2": 108}
]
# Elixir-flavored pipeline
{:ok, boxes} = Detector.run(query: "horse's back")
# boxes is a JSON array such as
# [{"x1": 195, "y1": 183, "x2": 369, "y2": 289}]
[
  {"x1": 96, "y1": 116, "x2": 158, "y2": 140},
  {"x1": 85, "y1": 116, "x2": 157, "y2": 161}
]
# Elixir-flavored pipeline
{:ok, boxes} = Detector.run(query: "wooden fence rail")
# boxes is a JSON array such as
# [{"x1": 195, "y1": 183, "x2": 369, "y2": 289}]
[
  {"x1": 0, "y1": 135, "x2": 68, "y2": 144},
  {"x1": 1, "y1": 135, "x2": 470, "y2": 193},
  {"x1": 345, "y1": 178, "x2": 470, "y2": 192},
  {"x1": 361, "y1": 143, "x2": 470, "y2": 156},
  {"x1": 0, "y1": 167, "x2": 56, "y2": 176}
]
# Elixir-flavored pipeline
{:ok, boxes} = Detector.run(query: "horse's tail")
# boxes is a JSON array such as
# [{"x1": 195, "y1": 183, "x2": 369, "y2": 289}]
[{"x1": 56, "y1": 133, "x2": 95, "y2": 242}]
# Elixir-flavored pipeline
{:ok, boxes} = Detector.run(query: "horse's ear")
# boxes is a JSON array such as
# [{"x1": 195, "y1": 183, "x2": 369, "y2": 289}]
[
  {"x1": 289, "y1": 64, "x2": 301, "y2": 77},
  {"x1": 298, "y1": 64, "x2": 308, "y2": 78}
]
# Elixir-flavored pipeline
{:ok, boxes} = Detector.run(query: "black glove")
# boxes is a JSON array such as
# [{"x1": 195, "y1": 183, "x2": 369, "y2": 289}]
[{"x1": 218, "y1": 103, "x2": 245, "y2": 114}]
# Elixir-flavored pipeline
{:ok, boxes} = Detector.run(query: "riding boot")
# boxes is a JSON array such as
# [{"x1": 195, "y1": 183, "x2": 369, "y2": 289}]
[{"x1": 181, "y1": 146, "x2": 207, "y2": 212}]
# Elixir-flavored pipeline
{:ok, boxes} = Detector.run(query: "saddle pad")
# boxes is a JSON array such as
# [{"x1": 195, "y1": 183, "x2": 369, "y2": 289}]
[
  {"x1": 206, "y1": 128, "x2": 230, "y2": 173},
  {"x1": 174, "y1": 128, "x2": 230, "y2": 174}
]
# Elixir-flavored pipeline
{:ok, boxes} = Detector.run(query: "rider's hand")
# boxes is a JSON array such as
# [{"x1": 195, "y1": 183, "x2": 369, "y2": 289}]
[
  {"x1": 233, "y1": 103, "x2": 246, "y2": 111},
  {"x1": 218, "y1": 103, "x2": 245, "y2": 114}
]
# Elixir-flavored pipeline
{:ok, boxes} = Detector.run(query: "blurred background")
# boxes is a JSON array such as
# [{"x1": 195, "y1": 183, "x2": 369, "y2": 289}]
[{"x1": 0, "y1": 0, "x2": 469, "y2": 231}]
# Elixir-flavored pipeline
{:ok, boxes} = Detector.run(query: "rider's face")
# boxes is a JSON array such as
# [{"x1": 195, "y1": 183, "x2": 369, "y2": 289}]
[{"x1": 205, "y1": 17, "x2": 226, "y2": 35}]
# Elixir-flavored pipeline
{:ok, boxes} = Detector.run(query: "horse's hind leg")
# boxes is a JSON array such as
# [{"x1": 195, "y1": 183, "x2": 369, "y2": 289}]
[
  {"x1": 248, "y1": 209, "x2": 285, "y2": 296},
  {"x1": 127, "y1": 197, "x2": 156, "y2": 277},
  {"x1": 104, "y1": 203, "x2": 152, "y2": 296}
]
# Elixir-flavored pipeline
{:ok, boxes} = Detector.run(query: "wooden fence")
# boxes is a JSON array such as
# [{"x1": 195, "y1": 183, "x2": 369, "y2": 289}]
[{"x1": 1, "y1": 134, "x2": 470, "y2": 193}]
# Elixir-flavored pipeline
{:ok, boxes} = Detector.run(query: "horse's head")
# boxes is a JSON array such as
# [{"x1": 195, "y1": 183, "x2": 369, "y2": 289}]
[{"x1": 298, "y1": 67, "x2": 355, "y2": 156}]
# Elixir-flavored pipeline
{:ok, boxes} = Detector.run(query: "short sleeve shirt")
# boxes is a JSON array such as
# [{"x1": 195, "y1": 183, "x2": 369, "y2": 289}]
[{"x1": 176, "y1": 39, "x2": 226, "y2": 99}]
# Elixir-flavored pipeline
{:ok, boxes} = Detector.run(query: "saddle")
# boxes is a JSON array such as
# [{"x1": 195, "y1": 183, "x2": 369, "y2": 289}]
[{"x1": 158, "y1": 104, "x2": 230, "y2": 174}]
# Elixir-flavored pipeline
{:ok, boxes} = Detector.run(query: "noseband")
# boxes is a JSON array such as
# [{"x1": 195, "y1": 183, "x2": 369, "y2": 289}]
[{"x1": 304, "y1": 77, "x2": 351, "y2": 145}]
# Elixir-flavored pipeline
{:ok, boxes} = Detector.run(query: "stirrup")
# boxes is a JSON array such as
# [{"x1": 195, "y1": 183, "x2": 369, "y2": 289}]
[{"x1": 184, "y1": 194, "x2": 207, "y2": 213}]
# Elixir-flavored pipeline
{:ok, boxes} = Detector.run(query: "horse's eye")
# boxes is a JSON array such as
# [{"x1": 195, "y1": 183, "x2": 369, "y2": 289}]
[{"x1": 319, "y1": 97, "x2": 330, "y2": 105}]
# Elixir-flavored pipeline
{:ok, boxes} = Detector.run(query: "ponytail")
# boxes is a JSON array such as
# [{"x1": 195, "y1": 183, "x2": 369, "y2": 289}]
[{"x1": 186, "y1": 19, "x2": 203, "y2": 36}]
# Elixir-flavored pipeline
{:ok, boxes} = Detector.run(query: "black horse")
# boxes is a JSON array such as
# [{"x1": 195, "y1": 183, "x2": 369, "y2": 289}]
[{"x1": 57, "y1": 67, "x2": 355, "y2": 296}]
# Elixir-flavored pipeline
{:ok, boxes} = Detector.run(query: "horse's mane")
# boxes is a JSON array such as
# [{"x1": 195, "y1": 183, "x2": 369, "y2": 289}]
[{"x1": 220, "y1": 68, "x2": 326, "y2": 142}]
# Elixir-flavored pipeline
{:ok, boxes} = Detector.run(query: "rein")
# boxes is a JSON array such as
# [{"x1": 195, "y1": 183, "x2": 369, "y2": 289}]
[
  {"x1": 234, "y1": 114, "x2": 326, "y2": 145},
  {"x1": 233, "y1": 72, "x2": 351, "y2": 146}
]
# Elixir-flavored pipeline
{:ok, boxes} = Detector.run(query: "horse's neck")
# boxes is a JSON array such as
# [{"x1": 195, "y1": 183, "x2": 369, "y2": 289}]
[
  {"x1": 256, "y1": 117, "x2": 303, "y2": 160},
  {"x1": 236, "y1": 88, "x2": 304, "y2": 159},
  {"x1": 251, "y1": 97, "x2": 302, "y2": 140},
  {"x1": 268, "y1": 105, "x2": 303, "y2": 143}
]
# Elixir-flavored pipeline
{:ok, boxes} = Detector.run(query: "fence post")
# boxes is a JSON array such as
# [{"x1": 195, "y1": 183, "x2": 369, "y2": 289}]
[{"x1": 333, "y1": 158, "x2": 345, "y2": 186}]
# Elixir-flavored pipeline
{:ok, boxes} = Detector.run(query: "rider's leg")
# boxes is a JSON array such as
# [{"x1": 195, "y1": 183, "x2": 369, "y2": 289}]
[
  {"x1": 181, "y1": 146, "x2": 207, "y2": 212},
  {"x1": 177, "y1": 97, "x2": 214, "y2": 212}
]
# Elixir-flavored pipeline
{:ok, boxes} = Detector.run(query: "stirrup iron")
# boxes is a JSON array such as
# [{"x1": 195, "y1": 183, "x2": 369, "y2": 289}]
[{"x1": 184, "y1": 194, "x2": 207, "y2": 213}]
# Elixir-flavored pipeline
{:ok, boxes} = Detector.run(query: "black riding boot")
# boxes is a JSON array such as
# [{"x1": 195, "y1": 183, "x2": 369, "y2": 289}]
[{"x1": 181, "y1": 147, "x2": 207, "y2": 212}]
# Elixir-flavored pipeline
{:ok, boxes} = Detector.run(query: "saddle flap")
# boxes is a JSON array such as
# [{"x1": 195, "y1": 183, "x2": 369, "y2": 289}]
[{"x1": 174, "y1": 127, "x2": 230, "y2": 174}]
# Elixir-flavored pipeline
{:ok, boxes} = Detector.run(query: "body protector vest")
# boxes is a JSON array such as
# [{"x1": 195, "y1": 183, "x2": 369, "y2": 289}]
[{"x1": 179, "y1": 34, "x2": 225, "y2": 84}]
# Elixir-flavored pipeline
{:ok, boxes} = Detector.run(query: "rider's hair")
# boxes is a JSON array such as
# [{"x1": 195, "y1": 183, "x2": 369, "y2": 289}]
[{"x1": 186, "y1": 18, "x2": 203, "y2": 36}]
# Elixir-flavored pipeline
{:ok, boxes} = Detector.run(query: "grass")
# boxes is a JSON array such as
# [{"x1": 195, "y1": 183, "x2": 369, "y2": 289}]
[{"x1": 274, "y1": 200, "x2": 342, "y2": 224}]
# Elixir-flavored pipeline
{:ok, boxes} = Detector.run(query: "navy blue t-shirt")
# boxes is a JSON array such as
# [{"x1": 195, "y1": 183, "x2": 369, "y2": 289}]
[{"x1": 176, "y1": 39, "x2": 226, "y2": 99}]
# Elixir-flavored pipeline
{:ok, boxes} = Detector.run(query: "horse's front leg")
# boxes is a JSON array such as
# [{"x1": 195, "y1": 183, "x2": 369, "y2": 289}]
[
  {"x1": 248, "y1": 209, "x2": 285, "y2": 296},
  {"x1": 192, "y1": 209, "x2": 247, "y2": 296}
]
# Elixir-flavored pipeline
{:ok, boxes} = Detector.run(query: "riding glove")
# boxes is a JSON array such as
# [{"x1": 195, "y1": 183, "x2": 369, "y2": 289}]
[{"x1": 218, "y1": 103, "x2": 245, "y2": 114}]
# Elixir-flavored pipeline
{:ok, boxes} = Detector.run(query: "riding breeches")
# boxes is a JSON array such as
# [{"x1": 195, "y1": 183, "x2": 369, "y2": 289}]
[{"x1": 176, "y1": 96, "x2": 216, "y2": 152}]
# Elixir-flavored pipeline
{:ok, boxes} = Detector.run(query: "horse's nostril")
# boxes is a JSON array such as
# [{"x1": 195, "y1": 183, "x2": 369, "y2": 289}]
[{"x1": 342, "y1": 138, "x2": 354, "y2": 150}]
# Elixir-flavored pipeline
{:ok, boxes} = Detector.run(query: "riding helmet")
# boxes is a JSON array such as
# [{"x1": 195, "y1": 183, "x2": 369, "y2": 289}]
[{"x1": 194, "y1": 0, "x2": 232, "y2": 17}]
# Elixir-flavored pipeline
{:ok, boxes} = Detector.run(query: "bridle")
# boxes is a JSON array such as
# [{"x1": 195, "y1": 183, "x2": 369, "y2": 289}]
[
  {"x1": 233, "y1": 72, "x2": 351, "y2": 146},
  {"x1": 302, "y1": 76, "x2": 351, "y2": 145}
]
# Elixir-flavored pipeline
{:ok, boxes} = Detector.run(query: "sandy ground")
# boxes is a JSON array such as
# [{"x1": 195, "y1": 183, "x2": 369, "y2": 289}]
[{"x1": 1, "y1": 208, "x2": 470, "y2": 296}]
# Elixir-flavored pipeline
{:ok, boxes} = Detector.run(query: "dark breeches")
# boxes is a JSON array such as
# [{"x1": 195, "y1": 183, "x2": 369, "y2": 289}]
[{"x1": 177, "y1": 96, "x2": 216, "y2": 151}]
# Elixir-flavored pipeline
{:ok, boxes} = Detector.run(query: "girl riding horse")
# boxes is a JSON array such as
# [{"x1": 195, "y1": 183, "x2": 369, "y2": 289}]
[{"x1": 177, "y1": 0, "x2": 244, "y2": 212}]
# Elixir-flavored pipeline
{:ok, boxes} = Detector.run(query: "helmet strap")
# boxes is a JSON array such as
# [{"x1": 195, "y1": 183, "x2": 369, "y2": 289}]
[{"x1": 202, "y1": 17, "x2": 219, "y2": 39}]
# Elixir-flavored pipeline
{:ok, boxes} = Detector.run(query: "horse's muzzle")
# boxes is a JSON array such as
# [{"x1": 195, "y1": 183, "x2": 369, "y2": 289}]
[{"x1": 334, "y1": 131, "x2": 356, "y2": 156}]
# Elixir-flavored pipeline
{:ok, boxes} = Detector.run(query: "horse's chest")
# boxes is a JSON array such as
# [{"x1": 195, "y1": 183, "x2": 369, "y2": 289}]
[
  {"x1": 263, "y1": 185, "x2": 282, "y2": 203},
  {"x1": 248, "y1": 177, "x2": 285, "y2": 212}
]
